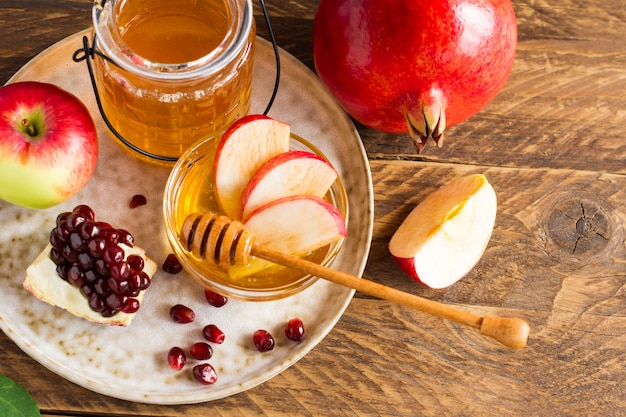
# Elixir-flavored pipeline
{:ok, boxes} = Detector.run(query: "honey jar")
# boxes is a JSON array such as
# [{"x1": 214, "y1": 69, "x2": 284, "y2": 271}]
[{"x1": 91, "y1": 0, "x2": 255, "y2": 163}]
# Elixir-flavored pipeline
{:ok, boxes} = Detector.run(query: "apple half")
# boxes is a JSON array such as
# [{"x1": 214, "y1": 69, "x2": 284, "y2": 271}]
[
  {"x1": 240, "y1": 150, "x2": 338, "y2": 221},
  {"x1": 389, "y1": 174, "x2": 497, "y2": 289},
  {"x1": 213, "y1": 114, "x2": 290, "y2": 219}
]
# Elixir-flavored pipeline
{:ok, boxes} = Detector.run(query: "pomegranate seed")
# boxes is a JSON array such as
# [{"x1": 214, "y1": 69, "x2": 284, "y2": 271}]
[
  {"x1": 56, "y1": 211, "x2": 70, "y2": 227},
  {"x1": 73, "y1": 204, "x2": 95, "y2": 221},
  {"x1": 170, "y1": 304, "x2": 195, "y2": 323},
  {"x1": 117, "y1": 229, "x2": 134, "y2": 247},
  {"x1": 110, "y1": 261, "x2": 130, "y2": 281},
  {"x1": 204, "y1": 289, "x2": 228, "y2": 307},
  {"x1": 192, "y1": 363, "x2": 218, "y2": 385},
  {"x1": 65, "y1": 212, "x2": 88, "y2": 230},
  {"x1": 285, "y1": 318, "x2": 305, "y2": 342},
  {"x1": 163, "y1": 253, "x2": 183, "y2": 274},
  {"x1": 77, "y1": 252, "x2": 94, "y2": 270},
  {"x1": 102, "y1": 245, "x2": 124, "y2": 265},
  {"x1": 167, "y1": 347, "x2": 186, "y2": 371},
  {"x1": 87, "y1": 238, "x2": 105, "y2": 258},
  {"x1": 136, "y1": 271, "x2": 151, "y2": 290},
  {"x1": 102, "y1": 228, "x2": 119, "y2": 245},
  {"x1": 121, "y1": 298, "x2": 140, "y2": 314},
  {"x1": 67, "y1": 266, "x2": 86, "y2": 287},
  {"x1": 78, "y1": 221, "x2": 100, "y2": 240},
  {"x1": 106, "y1": 292, "x2": 128, "y2": 310},
  {"x1": 49, "y1": 229, "x2": 64, "y2": 249},
  {"x1": 189, "y1": 342, "x2": 213, "y2": 360},
  {"x1": 129, "y1": 194, "x2": 147, "y2": 209},
  {"x1": 253, "y1": 329, "x2": 275, "y2": 352},
  {"x1": 101, "y1": 308, "x2": 119, "y2": 317},
  {"x1": 61, "y1": 244, "x2": 77, "y2": 263},
  {"x1": 93, "y1": 278, "x2": 110, "y2": 296},
  {"x1": 107, "y1": 277, "x2": 129, "y2": 294},
  {"x1": 56, "y1": 222, "x2": 71, "y2": 241},
  {"x1": 127, "y1": 254, "x2": 144, "y2": 271},
  {"x1": 202, "y1": 324, "x2": 225, "y2": 344},
  {"x1": 88, "y1": 293, "x2": 105, "y2": 312}
]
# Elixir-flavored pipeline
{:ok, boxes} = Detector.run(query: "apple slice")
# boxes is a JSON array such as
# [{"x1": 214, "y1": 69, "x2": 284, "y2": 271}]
[
  {"x1": 388, "y1": 174, "x2": 497, "y2": 289},
  {"x1": 240, "y1": 150, "x2": 338, "y2": 220},
  {"x1": 229, "y1": 195, "x2": 347, "y2": 278},
  {"x1": 213, "y1": 114, "x2": 290, "y2": 219}
]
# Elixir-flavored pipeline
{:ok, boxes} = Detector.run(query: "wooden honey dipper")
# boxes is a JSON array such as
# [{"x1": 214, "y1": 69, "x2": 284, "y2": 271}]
[{"x1": 180, "y1": 212, "x2": 530, "y2": 349}]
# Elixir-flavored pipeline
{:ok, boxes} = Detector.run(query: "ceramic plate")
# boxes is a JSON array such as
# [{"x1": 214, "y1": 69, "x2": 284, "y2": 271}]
[{"x1": 0, "y1": 30, "x2": 373, "y2": 404}]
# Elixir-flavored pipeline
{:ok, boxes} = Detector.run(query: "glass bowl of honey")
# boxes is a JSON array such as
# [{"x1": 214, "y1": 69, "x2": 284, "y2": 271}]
[{"x1": 163, "y1": 130, "x2": 348, "y2": 301}]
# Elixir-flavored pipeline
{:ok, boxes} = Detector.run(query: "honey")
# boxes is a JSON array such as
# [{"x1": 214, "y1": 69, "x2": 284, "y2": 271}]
[
  {"x1": 164, "y1": 133, "x2": 348, "y2": 301},
  {"x1": 92, "y1": 0, "x2": 255, "y2": 163}
]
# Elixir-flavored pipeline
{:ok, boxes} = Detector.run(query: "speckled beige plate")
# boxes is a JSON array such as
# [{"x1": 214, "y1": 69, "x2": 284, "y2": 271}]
[{"x1": 0, "y1": 30, "x2": 373, "y2": 404}]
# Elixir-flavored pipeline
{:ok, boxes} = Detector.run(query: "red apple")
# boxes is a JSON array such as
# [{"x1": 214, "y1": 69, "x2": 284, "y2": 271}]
[
  {"x1": 388, "y1": 174, "x2": 497, "y2": 289},
  {"x1": 0, "y1": 81, "x2": 98, "y2": 209},
  {"x1": 229, "y1": 195, "x2": 347, "y2": 278},
  {"x1": 213, "y1": 114, "x2": 290, "y2": 219},
  {"x1": 313, "y1": 0, "x2": 517, "y2": 152},
  {"x1": 240, "y1": 150, "x2": 338, "y2": 221}
]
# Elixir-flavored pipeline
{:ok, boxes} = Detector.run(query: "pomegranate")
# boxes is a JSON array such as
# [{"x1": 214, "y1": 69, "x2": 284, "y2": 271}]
[{"x1": 312, "y1": 0, "x2": 517, "y2": 152}]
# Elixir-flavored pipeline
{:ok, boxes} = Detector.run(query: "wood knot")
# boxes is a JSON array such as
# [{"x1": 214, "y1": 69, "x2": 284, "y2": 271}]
[{"x1": 546, "y1": 198, "x2": 612, "y2": 257}]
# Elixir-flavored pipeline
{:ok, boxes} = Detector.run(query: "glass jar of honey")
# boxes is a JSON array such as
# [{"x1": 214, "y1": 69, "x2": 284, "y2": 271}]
[{"x1": 91, "y1": 0, "x2": 255, "y2": 163}]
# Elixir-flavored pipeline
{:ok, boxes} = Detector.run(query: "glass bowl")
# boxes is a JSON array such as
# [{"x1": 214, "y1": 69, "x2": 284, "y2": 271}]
[{"x1": 163, "y1": 130, "x2": 348, "y2": 301}]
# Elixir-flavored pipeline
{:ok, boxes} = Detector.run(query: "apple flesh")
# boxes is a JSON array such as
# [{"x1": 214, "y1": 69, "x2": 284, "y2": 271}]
[
  {"x1": 388, "y1": 174, "x2": 497, "y2": 289},
  {"x1": 213, "y1": 114, "x2": 290, "y2": 219},
  {"x1": 240, "y1": 150, "x2": 338, "y2": 221},
  {"x1": 0, "y1": 81, "x2": 98, "y2": 209},
  {"x1": 229, "y1": 195, "x2": 347, "y2": 278}
]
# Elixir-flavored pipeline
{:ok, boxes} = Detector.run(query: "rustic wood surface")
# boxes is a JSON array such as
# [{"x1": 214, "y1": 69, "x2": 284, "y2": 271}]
[{"x1": 1, "y1": 0, "x2": 625, "y2": 416}]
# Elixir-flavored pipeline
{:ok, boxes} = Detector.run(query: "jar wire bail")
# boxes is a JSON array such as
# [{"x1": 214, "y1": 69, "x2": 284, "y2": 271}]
[{"x1": 73, "y1": 0, "x2": 282, "y2": 163}]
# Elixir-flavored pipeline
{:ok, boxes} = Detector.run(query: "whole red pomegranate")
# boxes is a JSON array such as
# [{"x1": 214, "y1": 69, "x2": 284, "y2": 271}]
[{"x1": 313, "y1": 0, "x2": 517, "y2": 152}]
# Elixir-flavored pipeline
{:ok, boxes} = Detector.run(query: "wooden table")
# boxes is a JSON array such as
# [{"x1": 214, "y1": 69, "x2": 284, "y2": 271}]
[{"x1": 1, "y1": 1, "x2": 625, "y2": 415}]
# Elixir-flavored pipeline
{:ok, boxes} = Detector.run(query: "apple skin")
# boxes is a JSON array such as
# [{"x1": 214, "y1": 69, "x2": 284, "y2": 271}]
[
  {"x1": 240, "y1": 150, "x2": 338, "y2": 221},
  {"x1": 388, "y1": 174, "x2": 497, "y2": 289},
  {"x1": 213, "y1": 114, "x2": 290, "y2": 219},
  {"x1": 313, "y1": 0, "x2": 517, "y2": 151},
  {"x1": 0, "y1": 81, "x2": 98, "y2": 209}
]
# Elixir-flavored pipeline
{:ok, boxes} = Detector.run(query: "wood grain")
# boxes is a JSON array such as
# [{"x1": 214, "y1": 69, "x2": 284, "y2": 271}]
[{"x1": 1, "y1": 0, "x2": 626, "y2": 416}]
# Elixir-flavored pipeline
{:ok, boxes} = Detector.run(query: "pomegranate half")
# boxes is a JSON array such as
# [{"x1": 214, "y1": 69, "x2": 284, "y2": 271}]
[{"x1": 312, "y1": 0, "x2": 517, "y2": 152}]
